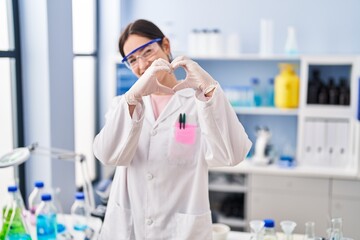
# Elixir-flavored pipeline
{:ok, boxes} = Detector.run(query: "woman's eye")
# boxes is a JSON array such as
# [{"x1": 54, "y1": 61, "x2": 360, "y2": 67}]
[
  {"x1": 128, "y1": 58, "x2": 136, "y2": 64},
  {"x1": 142, "y1": 48, "x2": 153, "y2": 57}
]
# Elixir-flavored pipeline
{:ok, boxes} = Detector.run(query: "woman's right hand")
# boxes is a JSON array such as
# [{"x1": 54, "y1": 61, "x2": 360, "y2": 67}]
[{"x1": 125, "y1": 58, "x2": 174, "y2": 105}]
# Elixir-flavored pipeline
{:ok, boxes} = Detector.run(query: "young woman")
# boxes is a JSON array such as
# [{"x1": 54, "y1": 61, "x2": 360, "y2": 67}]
[{"x1": 93, "y1": 19, "x2": 252, "y2": 239}]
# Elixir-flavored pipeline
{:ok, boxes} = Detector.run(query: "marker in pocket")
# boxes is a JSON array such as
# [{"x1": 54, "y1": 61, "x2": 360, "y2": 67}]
[{"x1": 179, "y1": 113, "x2": 186, "y2": 129}]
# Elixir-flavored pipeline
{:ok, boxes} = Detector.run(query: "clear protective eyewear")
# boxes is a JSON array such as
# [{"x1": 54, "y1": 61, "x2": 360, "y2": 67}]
[{"x1": 122, "y1": 38, "x2": 162, "y2": 69}]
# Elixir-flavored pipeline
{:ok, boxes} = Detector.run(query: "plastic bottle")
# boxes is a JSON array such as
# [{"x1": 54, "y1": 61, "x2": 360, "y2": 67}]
[
  {"x1": 338, "y1": 78, "x2": 350, "y2": 105},
  {"x1": 328, "y1": 78, "x2": 339, "y2": 105},
  {"x1": 36, "y1": 194, "x2": 57, "y2": 240},
  {"x1": 307, "y1": 69, "x2": 323, "y2": 104},
  {"x1": 284, "y1": 26, "x2": 299, "y2": 56},
  {"x1": 28, "y1": 181, "x2": 45, "y2": 225},
  {"x1": 265, "y1": 78, "x2": 275, "y2": 107},
  {"x1": 251, "y1": 78, "x2": 262, "y2": 107},
  {"x1": 70, "y1": 192, "x2": 89, "y2": 231},
  {"x1": 263, "y1": 219, "x2": 277, "y2": 240},
  {"x1": 0, "y1": 186, "x2": 31, "y2": 240},
  {"x1": 274, "y1": 64, "x2": 299, "y2": 108}
]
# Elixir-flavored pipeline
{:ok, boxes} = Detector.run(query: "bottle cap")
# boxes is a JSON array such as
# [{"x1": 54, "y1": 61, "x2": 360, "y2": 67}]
[
  {"x1": 41, "y1": 193, "x2": 52, "y2": 201},
  {"x1": 251, "y1": 78, "x2": 260, "y2": 85},
  {"x1": 35, "y1": 181, "x2": 44, "y2": 188},
  {"x1": 75, "y1": 192, "x2": 85, "y2": 200},
  {"x1": 8, "y1": 185, "x2": 18, "y2": 192},
  {"x1": 264, "y1": 219, "x2": 275, "y2": 228}
]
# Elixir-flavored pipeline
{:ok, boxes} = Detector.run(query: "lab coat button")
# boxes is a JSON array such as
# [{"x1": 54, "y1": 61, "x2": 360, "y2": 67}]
[
  {"x1": 146, "y1": 218, "x2": 153, "y2": 225},
  {"x1": 151, "y1": 130, "x2": 157, "y2": 136},
  {"x1": 147, "y1": 173, "x2": 153, "y2": 180}
]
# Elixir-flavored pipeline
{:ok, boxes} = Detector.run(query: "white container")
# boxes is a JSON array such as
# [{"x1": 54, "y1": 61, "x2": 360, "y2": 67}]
[
  {"x1": 188, "y1": 29, "x2": 200, "y2": 56},
  {"x1": 259, "y1": 19, "x2": 274, "y2": 56},
  {"x1": 209, "y1": 29, "x2": 223, "y2": 56},
  {"x1": 198, "y1": 29, "x2": 209, "y2": 56},
  {"x1": 226, "y1": 33, "x2": 242, "y2": 57},
  {"x1": 284, "y1": 26, "x2": 299, "y2": 55},
  {"x1": 212, "y1": 223, "x2": 230, "y2": 240}
]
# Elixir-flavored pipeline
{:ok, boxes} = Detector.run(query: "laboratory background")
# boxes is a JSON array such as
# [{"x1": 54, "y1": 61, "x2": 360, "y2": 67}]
[{"x1": 1, "y1": 0, "x2": 360, "y2": 239}]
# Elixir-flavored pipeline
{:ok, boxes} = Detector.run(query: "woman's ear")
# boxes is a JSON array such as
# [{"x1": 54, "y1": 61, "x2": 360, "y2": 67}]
[{"x1": 161, "y1": 37, "x2": 171, "y2": 55}]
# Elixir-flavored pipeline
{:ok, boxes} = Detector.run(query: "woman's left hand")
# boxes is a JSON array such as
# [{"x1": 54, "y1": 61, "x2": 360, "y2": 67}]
[{"x1": 171, "y1": 56, "x2": 217, "y2": 94}]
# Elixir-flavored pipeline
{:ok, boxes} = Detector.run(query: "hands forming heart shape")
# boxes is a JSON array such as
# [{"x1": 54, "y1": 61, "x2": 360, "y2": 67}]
[
  {"x1": 160, "y1": 56, "x2": 217, "y2": 92},
  {"x1": 125, "y1": 56, "x2": 217, "y2": 105}
]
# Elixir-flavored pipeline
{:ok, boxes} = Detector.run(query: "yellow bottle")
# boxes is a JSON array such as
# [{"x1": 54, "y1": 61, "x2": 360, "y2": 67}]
[{"x1": 274, "y1": 63, "x2": 299, "y2": 108}]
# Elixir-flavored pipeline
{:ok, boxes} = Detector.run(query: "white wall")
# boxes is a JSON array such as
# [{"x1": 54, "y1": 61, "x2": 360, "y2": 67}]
[{"x1": 122, "y1": 0, "x2": 360, "y2": 54}]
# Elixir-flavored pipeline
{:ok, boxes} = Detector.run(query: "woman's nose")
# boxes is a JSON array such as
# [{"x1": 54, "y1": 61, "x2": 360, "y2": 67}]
[{"x1": 138, "y1": 57, "x2": 150, "y2": 71}]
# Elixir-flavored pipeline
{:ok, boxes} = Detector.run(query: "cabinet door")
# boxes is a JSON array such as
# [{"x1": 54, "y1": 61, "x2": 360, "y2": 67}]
[{"x1": 248, "y1": 174, "x2": 330, "y2": 235}]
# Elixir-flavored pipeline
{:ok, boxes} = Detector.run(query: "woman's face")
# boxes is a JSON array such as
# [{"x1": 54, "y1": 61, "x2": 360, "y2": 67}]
[{"x1": 123, "y1": 34, "x2": 171, "y2": 78}]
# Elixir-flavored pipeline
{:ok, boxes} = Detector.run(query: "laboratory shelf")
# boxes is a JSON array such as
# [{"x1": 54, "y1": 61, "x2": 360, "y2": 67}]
[
  {"x1": 188, "y1": 54, "x2": 300, "y2": 61},
  {"x1": 233, "y1": 107, "x2": 298, "y2": 116},
  {"x1": 300, "y1": 105, "x2": 354, "y2": 119},
  {"x1": 208, "y1": 183, "x2": 247, "y2": 193}
]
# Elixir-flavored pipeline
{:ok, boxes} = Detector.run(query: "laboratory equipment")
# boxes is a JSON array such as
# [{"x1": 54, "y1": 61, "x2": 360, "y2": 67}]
[
  {"x1": 265, "y1": 78, "x2": 275, "y2": 107},
  {"x1": 0, "y1": 142, "x2": 95, "y2": 211},
  {"x1": 252, "y1": 127, "x2": 271, "y2": 166},
  {"x1": 304, "y1": 221, "x2": 315, "y2": 240},
  {"x1": 28, "y1": 181, "x2": 45, "y2": 225},
  {"x1": 251, "y1": 78, "x2": 262, "y2": 106},
  {"x1": 259, "y1": 19, "x2": 274, "y2": 56},
  {"x1": 0, "y1": 186, "x2": 31, "y2": 240},
  {"x1": 284, "y1": 26, "x2": 299, "y2": 55},
  {"x1": 212, "y1": 223, "x2": 230, "y2": 240},
  {"x1": 275, "y1": 63, "x2": 299, "y2": 108},
  {"x1": 71, "y1": 192, "x2": 89, "y2": 231},
  {"x1": 280, "y1": 220, "x2": 296, "y2": 240},
  {"x1": 329, "y1": 218, "x2": 343, "y2": 240},
  {"x1": 307, "y1": 69, "x2": 323, "y2": 104},
  {"x1": 36, "y1": 194, "x2": 58, "y2": 240},
  {"x1": 249, "y1": 220, "x2": 265, "y2": 240},
  {"x1": 263, "y1": 219, "x2": 277, "y2": 240}
]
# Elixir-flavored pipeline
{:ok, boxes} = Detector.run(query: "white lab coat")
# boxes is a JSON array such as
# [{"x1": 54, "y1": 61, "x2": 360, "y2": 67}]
[{"x1": 93, "y1": 86, "x2": 252, "y2": 240}]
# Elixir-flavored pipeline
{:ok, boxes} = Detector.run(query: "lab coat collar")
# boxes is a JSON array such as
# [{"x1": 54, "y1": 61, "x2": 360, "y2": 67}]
[{"x1": 143, "y1": 88, "x2": 194, "y2": 127}]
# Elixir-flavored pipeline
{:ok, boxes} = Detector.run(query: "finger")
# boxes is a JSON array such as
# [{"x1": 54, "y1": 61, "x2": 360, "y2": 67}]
[
  {"x1": 171, "y1": 55, "x2": 189, "y2": 64},
  {"x1": 172, "y1": 81, "x2": 193, "y2": 92},
  {"x1": 156, "y1": 83, "x2": 175, "y2": 94}
]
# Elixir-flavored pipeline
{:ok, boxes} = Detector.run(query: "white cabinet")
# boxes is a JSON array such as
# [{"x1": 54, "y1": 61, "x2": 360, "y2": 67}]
[
  {"x1": 208, "y1": 172, "x2": 248, "y2": 230},
  {"x1": 248, "y1": 174, "x2": 330, "y2": 235},
  {"x1": 298, "y1": 56, "x2": 360, "y2": 171},
  {"x1": 331, "y1": 179, "x2": 360, "y2": 239}
]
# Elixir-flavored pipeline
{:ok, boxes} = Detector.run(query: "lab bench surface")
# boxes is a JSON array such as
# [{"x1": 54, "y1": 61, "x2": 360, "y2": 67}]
[
  {"x1": 210, "y1": 159, "x2": 359, "y2": 180},
  {"x1": 228, "y1": 231, "x2": 305, "y2": 240}
]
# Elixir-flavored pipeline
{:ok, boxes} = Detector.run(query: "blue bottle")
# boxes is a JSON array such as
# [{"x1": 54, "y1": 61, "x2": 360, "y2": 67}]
[
  {"x1": 36, "y1": 194, "x2": 57, "y2": 240},
  {"x1": 251, "y1": 78, "x2": 262, "y2": 106},
  {"x1": 70, "y1": 192, "x2": 89, "y2": 231},
  {"x1": 266, "y1": 78, "x2": 275, "y2": 107}
]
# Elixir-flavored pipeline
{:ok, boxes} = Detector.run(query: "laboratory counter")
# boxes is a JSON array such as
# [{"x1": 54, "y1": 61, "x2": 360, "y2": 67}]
[{"x1": 211, "y1": 159, "x2": 359, "y2": 180}]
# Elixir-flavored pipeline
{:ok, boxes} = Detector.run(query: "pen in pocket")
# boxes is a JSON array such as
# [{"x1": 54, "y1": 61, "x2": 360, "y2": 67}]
[{"x1": 179, "y1": 113, "x2": 186, "y2": 129}]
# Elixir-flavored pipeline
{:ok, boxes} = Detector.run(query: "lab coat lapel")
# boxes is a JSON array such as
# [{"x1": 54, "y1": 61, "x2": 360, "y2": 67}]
[
  {"x1": 143, "y1": 96, "x2": 156, "y2": 125},
  {"x1": 143, "y1": 89, "x2": 193, "y2": 127},
  {"x1": 156, "y1": 94, "x2": 181, "y2": 125},
  {"x1": 156, "y1": 89, "x2": 194, "y2": 125}
]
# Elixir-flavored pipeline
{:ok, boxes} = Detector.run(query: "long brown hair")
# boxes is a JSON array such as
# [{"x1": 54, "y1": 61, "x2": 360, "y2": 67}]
[{"x1": 118, "y1": 19, "x2": 165, "y2": 58}]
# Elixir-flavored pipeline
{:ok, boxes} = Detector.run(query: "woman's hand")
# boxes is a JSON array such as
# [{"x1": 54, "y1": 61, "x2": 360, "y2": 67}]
[
  {"x1": 125, "y1": 58, "x2": 174, "y2": 105},
  {"x1": 171, "y1": 56, "x2": 217, "y2": 94}
]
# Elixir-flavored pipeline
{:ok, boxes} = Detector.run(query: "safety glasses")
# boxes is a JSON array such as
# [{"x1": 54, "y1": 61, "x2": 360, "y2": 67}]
[{"x1": 122, "y1": 38, "x2": 162, "y2": 69}]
